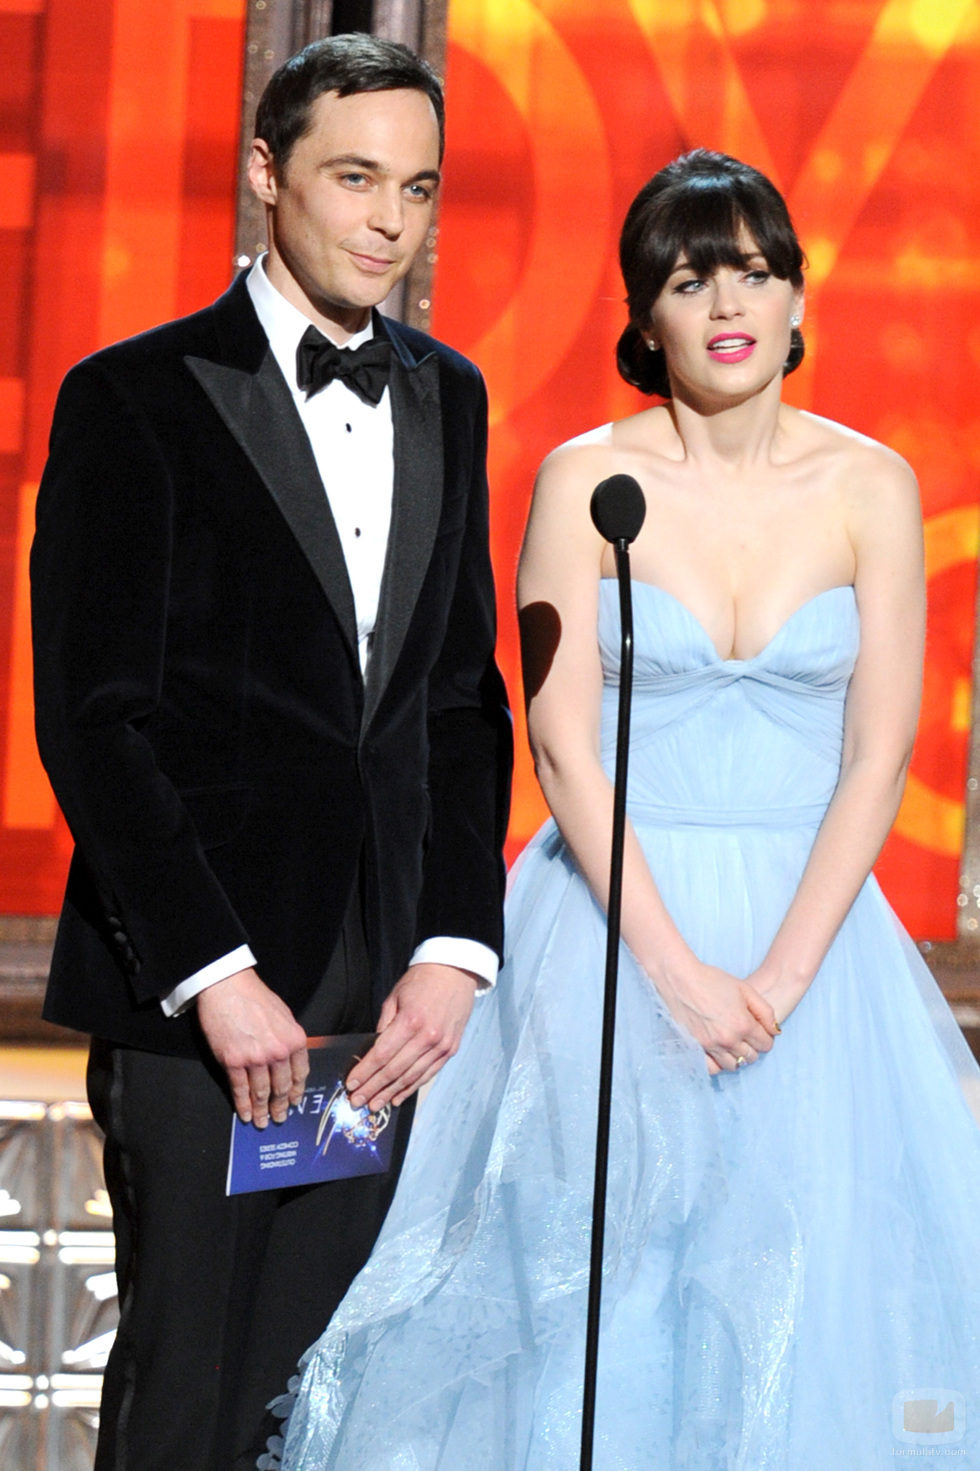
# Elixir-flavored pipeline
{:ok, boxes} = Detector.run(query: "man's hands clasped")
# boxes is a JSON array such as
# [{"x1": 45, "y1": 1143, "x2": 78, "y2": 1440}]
[{"x1": 197, "y1": 961, "x2": 478, "y2": 1126}]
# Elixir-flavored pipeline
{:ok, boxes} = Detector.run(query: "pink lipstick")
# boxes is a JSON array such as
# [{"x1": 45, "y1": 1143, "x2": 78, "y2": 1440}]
[{"x1": 707, "y1": 334, "x2": 756, "y2": 363}]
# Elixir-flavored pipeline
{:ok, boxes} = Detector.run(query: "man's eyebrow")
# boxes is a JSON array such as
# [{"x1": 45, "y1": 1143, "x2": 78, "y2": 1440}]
[{"x1": 321, "y1": 153, "x2": 441, "y2": 185}]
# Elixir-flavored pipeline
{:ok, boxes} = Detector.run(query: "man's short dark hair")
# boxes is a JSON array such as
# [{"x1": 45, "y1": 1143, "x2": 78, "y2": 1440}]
[{"x1": 255, "y1": 33, "x2": 445, "y2": 171}]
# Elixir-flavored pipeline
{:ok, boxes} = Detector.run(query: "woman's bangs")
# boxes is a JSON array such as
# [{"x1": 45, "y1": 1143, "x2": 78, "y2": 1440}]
[
  {"x1": 668, "y1": 184, "x2": 800, "y2": 283},
  {"x1": 657, "y1": 187, "x2": 746, "y2": 278}
]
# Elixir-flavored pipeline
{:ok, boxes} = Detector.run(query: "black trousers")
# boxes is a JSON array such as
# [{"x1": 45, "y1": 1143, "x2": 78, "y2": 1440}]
[{"x1": 87, "y1": 903, "x2": 414, "y2": 1471}]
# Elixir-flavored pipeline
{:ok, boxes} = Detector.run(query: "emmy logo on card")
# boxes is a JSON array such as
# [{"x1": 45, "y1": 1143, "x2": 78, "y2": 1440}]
[
  {"x1": 892, "y1": 1389, "x2": 965, "y2": 1448},
  {"x1": 226, "y1": 1033, "x2": 399, "y2": 1195}
]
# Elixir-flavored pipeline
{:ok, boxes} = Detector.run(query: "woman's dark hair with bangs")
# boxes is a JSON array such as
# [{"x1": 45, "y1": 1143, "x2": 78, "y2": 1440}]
[
  {"x1": 255, "y1": 33, "x2": 445, "y2": 173},
  {"x1": 616, "y1": 150, "x2": 806, "y2": 398}
]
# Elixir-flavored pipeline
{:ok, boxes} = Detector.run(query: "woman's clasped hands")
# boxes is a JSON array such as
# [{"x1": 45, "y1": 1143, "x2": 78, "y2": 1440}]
[{"x1": 653, "y1": 959, "x2": 782, "y2": 1075}]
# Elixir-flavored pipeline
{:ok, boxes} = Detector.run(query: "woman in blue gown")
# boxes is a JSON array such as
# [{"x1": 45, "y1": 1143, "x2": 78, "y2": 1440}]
[{"x1": 265, "y1": 151, "x2": 980, "y2": 1470}]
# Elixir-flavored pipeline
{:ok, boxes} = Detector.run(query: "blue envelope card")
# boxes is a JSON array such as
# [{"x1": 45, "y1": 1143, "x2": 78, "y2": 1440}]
[{"x1": 226, "y1": 1033, "x2": 398, "y2": 1195}]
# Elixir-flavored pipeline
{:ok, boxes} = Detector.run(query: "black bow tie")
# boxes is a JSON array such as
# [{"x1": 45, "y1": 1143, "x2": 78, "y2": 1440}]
[{"x1": 295, "y1": 326, "x2": 391, "y2": 406}]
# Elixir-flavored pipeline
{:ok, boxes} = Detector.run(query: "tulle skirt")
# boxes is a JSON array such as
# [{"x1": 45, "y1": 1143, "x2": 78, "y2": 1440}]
[{"x1": 269, "y1": 814, "x2": 980, "y2": 1470}]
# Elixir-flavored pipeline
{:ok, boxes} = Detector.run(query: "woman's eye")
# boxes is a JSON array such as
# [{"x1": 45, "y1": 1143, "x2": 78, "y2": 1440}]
[
  {"x1": 745, "y1": 269, "x2": 771, "y2": 284},
  {"x1": 674, "y1": 277, "x2": 705, "y2": 294}
]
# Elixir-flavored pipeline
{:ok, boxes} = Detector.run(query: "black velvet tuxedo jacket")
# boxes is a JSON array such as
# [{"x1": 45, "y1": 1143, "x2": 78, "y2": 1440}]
[{"x1": 31, "y1": 274, "x2": 511, "y2": 1059}]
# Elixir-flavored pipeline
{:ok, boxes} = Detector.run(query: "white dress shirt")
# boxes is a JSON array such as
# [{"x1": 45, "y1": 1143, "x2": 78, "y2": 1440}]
[{"x1": 161, "y1": 260, "x2": 496, "y2": 1016}]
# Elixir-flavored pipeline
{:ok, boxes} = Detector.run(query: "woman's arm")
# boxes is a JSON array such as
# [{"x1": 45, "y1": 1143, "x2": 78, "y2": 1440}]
[
  {"x1": 519, "y1": 444, "x2": 778, "y2": 1072},
  {"x1": 751, "y1": 447, "x2": 925, "y2": 1026}
]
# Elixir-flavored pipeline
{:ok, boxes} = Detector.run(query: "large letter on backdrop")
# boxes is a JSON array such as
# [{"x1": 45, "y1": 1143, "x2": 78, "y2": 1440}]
[{"x1": 432, "y1": 0, "x2": 980, "y2": 939}]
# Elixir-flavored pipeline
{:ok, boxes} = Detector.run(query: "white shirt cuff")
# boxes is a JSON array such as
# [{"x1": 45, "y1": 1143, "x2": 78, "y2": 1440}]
[
  {"x1": 160, "y1": 944, "x2": 257, "y2": 1017},
  {"x1": 409, "y1": 937, "x2": 498, "y2": 991}
]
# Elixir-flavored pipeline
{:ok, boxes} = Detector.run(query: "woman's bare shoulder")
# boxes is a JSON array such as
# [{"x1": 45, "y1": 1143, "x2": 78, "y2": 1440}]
[
  {"x1": 788, "y1": 408, "x2": 919, "y2": 505},
  {"x1": 530, "y1": 428, "x2": 614, "y2": 529},
  {"x1": 536, "y1": 406, "x2": 674, "y2": 490},
  {"x1": 537, "y1": 422, "x2": 613, "y2": 480}
]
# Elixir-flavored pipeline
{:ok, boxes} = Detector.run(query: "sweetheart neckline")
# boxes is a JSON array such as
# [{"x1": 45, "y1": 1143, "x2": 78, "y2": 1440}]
[{"x1": 599, "y1": 579, "x2": 856, "y2": 666}]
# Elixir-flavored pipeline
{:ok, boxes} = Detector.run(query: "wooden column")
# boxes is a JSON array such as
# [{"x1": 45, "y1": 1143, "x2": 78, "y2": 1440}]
[{"x1": 922, "y1": 557, "x2": 980, "y2": 1012}]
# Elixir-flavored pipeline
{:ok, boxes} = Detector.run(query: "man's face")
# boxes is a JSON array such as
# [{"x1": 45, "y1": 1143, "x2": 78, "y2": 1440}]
[{"x1": 249, "y1": 87, "x2": 441, "y2": 339}]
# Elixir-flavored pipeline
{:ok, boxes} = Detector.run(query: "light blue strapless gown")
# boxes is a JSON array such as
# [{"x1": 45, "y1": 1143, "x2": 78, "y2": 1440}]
[{"x1": 268, "y1": 582, "x2": 980, "y2": 1470}]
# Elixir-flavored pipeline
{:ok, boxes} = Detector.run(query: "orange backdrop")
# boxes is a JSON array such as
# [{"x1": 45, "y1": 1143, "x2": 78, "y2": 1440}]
[
  {"x1": 0, "y1": 0, "x2": 245, "y2": 910},
  {"x1": 431, "y1": 0, "x2": 980, "y2": 939},
  {"x1": 2, "y1": 0, "x2": 979, "y2": 940}
]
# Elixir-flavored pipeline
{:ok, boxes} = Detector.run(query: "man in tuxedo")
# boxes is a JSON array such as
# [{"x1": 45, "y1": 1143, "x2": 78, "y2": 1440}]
[{"x1": 31, "y1": 34, "x2": 510, "y2": 1470}]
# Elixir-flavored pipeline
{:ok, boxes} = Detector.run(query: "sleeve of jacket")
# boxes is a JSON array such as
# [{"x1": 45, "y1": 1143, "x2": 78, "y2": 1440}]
[
  {"x1": 414, "y1": 365, "x2": 513, "y2": 964},
  {"x1": 31, "y1": 357, "x2": 251, "y2": 1000}
]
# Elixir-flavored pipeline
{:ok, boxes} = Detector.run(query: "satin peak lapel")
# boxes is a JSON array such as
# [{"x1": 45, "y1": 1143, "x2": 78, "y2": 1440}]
[
  {"x1": 185, "y1": 349, "x2": 359, "y2": 658},
  {"x1": 363, "y1": 346, "x2": 443, "y2": 731}
]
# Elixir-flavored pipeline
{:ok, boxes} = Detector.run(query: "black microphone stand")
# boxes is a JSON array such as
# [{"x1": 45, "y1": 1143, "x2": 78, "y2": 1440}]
[{"x1": 580, "y1": 478, "x2": 643, "y2": 1471}]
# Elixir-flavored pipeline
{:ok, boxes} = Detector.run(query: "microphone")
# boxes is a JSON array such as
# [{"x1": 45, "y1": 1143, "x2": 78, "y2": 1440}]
[
  {"x1": 580, "y1": 469, "x2": 646, "y2": 1471},
  {"x1": 590, "y1": 473, "x2": 646, "y2": 545}
]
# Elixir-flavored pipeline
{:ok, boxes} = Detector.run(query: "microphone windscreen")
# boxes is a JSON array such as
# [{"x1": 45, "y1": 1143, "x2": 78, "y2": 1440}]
[{"x1": 590, "y1": 474, "x2": 646, "y2": 545}]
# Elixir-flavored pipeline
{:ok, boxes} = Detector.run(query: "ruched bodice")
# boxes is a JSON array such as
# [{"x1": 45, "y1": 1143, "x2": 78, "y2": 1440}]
[{"x1": 599, "y1": 580, "x2": 858, "y2": 827}]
